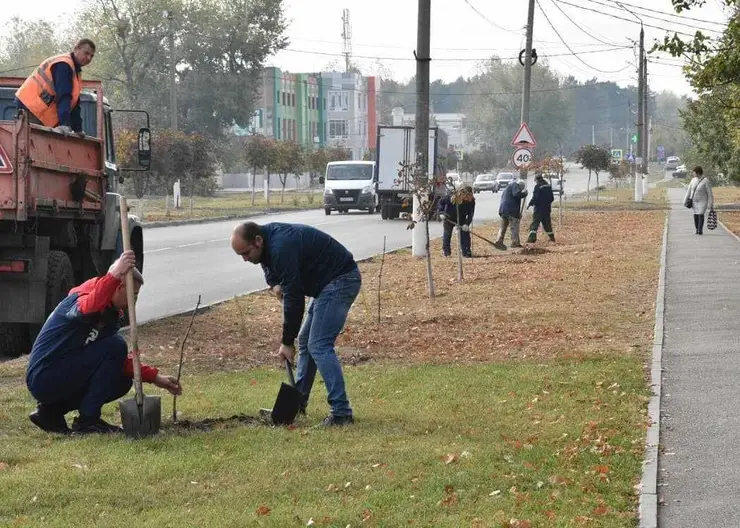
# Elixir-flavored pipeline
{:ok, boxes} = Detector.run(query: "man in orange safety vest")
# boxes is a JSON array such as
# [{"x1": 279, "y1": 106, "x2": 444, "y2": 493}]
[{"x1": 15, "y1": 39, "x2": 96, "y2": 137}]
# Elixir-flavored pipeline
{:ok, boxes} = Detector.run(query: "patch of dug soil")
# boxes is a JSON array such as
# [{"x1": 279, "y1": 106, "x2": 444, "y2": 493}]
[
  {"x1": 135, "y1": 210, "x2": 665, "y2": 373},
  {"x1": 172, "y1": 413, "x2": 269, "y2": 431}
]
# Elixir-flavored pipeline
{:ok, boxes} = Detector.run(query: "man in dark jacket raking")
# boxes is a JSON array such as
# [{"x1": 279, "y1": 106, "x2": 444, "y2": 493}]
[
  {"x1": 493, "y1": 179, "x2": 528, "y2": 250},
  {"x1": 26, "y1": 250, "x2": 183, "y2": 435},
  {"x1": 231, "y1": 222, "x2": 361, "y2": 427},
  {"x1": 438, "y1": 185, "x2": 476, "y2": 258},
  {"x1": 527, "y1": 175, "x2": 556, "y2": 243}
]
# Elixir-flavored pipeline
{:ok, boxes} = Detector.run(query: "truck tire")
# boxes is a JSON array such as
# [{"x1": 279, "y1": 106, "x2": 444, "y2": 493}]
[
  {"x1": 46, "y1": 251, "x2": 75, "y2": 316},
  {"x1": 325, "y1": 208, "x2": 331, "y2": 216},
  {"x1": 0, "y1": 324, "x2": 29, "y2": 358},
  {"x1": 380, "y1": 204, "x2": 388, "y2": 220}
]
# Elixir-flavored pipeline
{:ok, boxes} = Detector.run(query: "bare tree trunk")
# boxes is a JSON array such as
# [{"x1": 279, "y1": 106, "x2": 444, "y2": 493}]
[
  {"x1": 596, "y1": 172, "x2": 600, "y2": 201},
  {"x1": 266, "y1": 172, "x2": 271, "y2": 207},
  {"x1": 424, "y1": 219, "x2": 435, "y2": 298},
  {"x1": 189, "y1": 175, "x2": 194, "y2": 216},
  {"x1": 165, "y1": 189, "x2": 170, "y2": 217},
  {"x1": 456, "y1": 204, "x2": 463, "y2": 282},
  {"x1": 280, "y1": 175, "x2": 286, "y2": 204},
  {"x1": 251, "y1": 169, "x2": 257, "y2": 206},
  {"x1": 587, "y1": 171, "x2": 592, "y2": 202}
]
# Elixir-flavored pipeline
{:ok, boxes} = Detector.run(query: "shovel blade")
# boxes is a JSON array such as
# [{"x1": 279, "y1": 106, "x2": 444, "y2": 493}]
[
  {"x1": 119, "y1": 395, "x2": 162, "y2": 438},
  {"x1": 271, "y1": 382, "x2": 303, "y2": 426}
]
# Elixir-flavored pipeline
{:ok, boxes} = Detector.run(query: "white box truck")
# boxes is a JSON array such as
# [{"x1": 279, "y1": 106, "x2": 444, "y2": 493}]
[{"x1": 375, "y1": 125, "x2": 449, "y2": 220}]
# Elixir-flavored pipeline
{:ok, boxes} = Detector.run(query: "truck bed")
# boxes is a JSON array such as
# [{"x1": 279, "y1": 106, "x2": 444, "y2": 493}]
[{"x1": 0, "y1": 100, "x2": 106, "y2": 222}]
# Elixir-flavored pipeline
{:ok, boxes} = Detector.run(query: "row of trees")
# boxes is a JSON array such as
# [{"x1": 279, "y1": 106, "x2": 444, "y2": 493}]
[
  {"x1": 244, "y1": 136, "x2": 351, "y2": 204},
  {"x1": 655, "y1": 0, "x2": 739, "y2": 182}
]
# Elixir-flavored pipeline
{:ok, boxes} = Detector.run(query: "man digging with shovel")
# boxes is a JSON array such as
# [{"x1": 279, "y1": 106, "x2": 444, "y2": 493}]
[
  {"x1": 25, "y1": 250, "x2": 183, "y2": 435},
  {"x1": 231, "y1": 222, "x2": 361, "y2": 427}
]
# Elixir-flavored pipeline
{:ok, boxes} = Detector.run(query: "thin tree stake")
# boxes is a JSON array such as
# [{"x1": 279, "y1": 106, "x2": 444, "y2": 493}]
[
  {"x1": 173, "y1": 295, "x2": 201, "y2": 423},
  {"x1": 377, "y1": 236, "x2": 386, "y2": 324}
]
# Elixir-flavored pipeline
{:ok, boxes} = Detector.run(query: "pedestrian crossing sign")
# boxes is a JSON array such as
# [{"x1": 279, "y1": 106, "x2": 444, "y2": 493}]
[{"x1": 611, "y1": 149, "x2": 623, "y2": 161}]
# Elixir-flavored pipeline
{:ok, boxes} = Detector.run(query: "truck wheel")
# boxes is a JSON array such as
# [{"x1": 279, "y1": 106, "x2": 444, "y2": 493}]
[
  {"x1": 380, "y1": 204, "x2": 387, "y2": 220},
  {"x1": 368, "y1": 205, "x2": 374, "y2": 214},
  {"x1": 46, "y1": 251, "x2": 75, "y2": 316},
  {"x1": 0, "y1": 324, "x2": 30, "y2": 358},
  {"x1": 325, "y1": 208, "x2": 331, "y2": 216}
]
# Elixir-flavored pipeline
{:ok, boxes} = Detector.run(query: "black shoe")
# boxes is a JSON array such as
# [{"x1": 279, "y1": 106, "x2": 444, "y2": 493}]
[
  {"x1": 511, "y1": 243, "x2": 524, "y2": 249},
  {"x1": 71, "y1": 416, "x2": 123, "y2": 435},
  {"x1": 29, "y1": 406, "x2": 70, "y2": 434},
  {"x1": 493, "y1": 241, "x2": 507, "y2": 251},
  {"x1": 317, "y1": 414, "x2": 354, "y2": 427}
]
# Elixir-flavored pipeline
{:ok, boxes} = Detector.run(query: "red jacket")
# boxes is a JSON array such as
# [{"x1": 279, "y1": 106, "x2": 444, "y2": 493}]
[{"x1": 27, "y1": 274, "x2": 159, "y2": 382}]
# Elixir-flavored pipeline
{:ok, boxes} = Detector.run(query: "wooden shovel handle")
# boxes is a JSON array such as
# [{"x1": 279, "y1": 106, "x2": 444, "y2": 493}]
[{"x1": 119, "y1": 196, "x2": 143, "y2": 405}]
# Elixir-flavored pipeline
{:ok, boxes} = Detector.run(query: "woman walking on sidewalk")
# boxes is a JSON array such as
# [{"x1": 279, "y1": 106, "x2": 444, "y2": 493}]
[{"x1": 684, "y1": 166, "x2": 714, "y2": 235}]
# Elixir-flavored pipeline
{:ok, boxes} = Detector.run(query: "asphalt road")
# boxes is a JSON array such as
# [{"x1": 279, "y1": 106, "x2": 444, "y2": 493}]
[{"x1": 137, "y1": 166, "x2": 594, "y2": 322}]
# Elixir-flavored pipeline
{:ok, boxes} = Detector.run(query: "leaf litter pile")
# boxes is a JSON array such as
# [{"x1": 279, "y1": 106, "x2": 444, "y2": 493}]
[{"x1": 137, "y1": 210, "x2": 664, "y2": 373}]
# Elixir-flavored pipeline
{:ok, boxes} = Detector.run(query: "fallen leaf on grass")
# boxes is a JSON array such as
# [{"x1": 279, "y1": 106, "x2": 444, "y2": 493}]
[
  {"x1": 255, "y1": 505, "x2": 271, "y2": 516},
  {"x1": 545, "y1": 511, "x2": 556, "y2": 520},
  {"x1": 549, "y1": 475, "x2": 570, "y2": 486},
  {"x1": 326, "y1": 483, "x2": 340, "y2": 492},
  {"x1": 503, "y1": 519, "x2": 531, "y2": 528},
  {"x1": 438, "y1": 485, "x2": 459, "y2": 507},
  {"x1": 0, "y1": 462, "x2": 8, "y2": 471},
  {"x1": 362, "y1": 509, "x2": 373, "y2": 522},
  {"x1": 593, "y1": 505, "x2": 610, "y2": 516},
  {"x1": 307, "y1": 518, "x2": 315, "y2": 526},
  {"x1": 442, "y1": 453, "x2": 459, "y2": 465}
]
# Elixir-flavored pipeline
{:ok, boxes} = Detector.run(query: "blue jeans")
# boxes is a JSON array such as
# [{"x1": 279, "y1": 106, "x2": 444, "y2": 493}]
[
  {"x1": 27, "y1": 334, "x2": 133, "y2": 419},
  {"x1": 295, "y1": 267, "x2": 361, "y2": 417}
]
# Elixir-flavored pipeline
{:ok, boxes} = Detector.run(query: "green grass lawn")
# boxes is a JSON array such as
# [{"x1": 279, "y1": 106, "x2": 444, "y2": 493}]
[
  {"x1": 129, "y1": 190, "x2": 323, "y2": 222},
  {"x1": 558, "y1": 187, "x2": 667, "y2": 210},
  {"x1": 0, "y1": 359, "x2": 647, "y2": 527}
]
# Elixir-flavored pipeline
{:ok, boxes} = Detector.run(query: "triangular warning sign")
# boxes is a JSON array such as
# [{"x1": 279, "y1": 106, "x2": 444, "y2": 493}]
[
  {"x1": 0, "y1": 144, "x2": 12, "y2": 174},
  {"x1": 510, "y1": 122, "x2": 537, "y2": 148}
]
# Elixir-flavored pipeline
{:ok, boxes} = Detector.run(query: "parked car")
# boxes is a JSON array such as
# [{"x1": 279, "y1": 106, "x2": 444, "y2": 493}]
[
  {"x1": 495, "y1": 171, "x2": 516, "y2": 192},
  {"x1": 672, "y1": 164, "x2": 688, "y2": 179},
  {"x1": 665, "y1": 156, "x2": 681, "y2": 171},
  {"x1": 473, "y1": 173, "x2": 496, "y2": 193}
]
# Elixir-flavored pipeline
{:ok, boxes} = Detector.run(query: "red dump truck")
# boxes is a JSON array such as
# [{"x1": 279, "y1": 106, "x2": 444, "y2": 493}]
[{"x1": 0, "y1": 77, "x2": 151, "y2": 357}]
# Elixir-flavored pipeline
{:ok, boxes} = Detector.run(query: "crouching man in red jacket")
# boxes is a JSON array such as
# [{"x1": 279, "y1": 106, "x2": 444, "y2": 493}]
[{"x1": 26, "y1": 250, "x2": 182, "y2": 435}]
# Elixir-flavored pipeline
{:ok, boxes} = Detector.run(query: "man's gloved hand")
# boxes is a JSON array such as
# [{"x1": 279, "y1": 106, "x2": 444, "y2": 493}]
[
  {"x1": 272, "y1": 285, "x2": 284, "y2": 303},
  {"x1": 108, "y1": 250, "x2": 136, "y2": 280},
  {"x1": 460, "y1": 224, "x2": 471, "y2": 232},
  {"x1": 439, "y1": 213, "x2": 446, "y2": 221},
  {"x1": 53, "y1": 125, "x2": 74, "y2": 135}
]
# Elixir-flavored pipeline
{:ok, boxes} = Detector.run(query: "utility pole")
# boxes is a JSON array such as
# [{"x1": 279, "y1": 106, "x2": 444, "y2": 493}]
[
  {"x1": 635, "y1": 25, "x2": 644, "y2": 202},
  {"x1": 519, "y1": 0, "x2": 536, "y2": 181},
  {"x1": 610, "y1": 127, "x2": 613, "y2": 148},
  {"x1": 642, "y1": 55, "x2": 649, "y2": 175},
  {"x1": 412, "y1": 0, "x2": 431, "y2": 258},
  {"x1": 626, "y1": 102, "x2": 630, "y2": 154},
  {"x1": 341, "y1": 9, "x2": 352, "y2": 73},
  {"x1": 166, "y1": 10, "x2": 177, "y2": 131}
]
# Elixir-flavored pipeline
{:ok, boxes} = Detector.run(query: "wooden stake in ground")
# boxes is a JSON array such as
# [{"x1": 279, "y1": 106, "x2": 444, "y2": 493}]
[
  {"x1": 377, "y1": 236, "x2": 386, "y2": 325},
  {"x1": 455, "y1": 202, "x2": 464, "y2": 282},
  {"x1": 173, "y1": 295, "x2": 202, "y2": 423}
]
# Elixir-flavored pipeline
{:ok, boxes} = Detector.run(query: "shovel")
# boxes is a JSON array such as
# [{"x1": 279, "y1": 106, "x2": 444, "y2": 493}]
[
  {"x1": 118, "y1": 196, "x2": 161, "y2": 438},
  {"x1": 270, "y1": 360, "x2": 303, "y2": 426}
]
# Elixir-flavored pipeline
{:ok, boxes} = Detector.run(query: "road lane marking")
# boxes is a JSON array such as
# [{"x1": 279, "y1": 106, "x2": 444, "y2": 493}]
[
  {"x1": 144, "y1": 247, "x2": 173, "y2": 254},
  {"x1": 177, "y1": 242, "x2": 205, "y2": 248}
]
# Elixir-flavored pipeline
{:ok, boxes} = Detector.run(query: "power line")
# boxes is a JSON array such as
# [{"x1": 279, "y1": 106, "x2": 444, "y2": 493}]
[
  {"x1": 548, "y1": 0, "x2": 627, "y2": 47},
  {"x1": 461, "y1": 0, "x2": 522, "y2": 34},
  {"x1": 278, "y1": 45, "x2": 632, "y2": 63},
  {"x1": 536, "y1": 0, "x2": 632, "y2": 74},
  {"x1": 553, "y1": 0, "x2": 702, "y2": 37},
  {"x1": 582, "y1": 0, "x2": 725, "y2": 34},
  {"x1": 605, "y1": 0, "x2": 728, "y2": 28}
]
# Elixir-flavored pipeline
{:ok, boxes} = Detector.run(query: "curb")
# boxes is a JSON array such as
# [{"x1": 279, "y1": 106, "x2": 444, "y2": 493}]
[
  {"x1": 132, "y1": 247, "x2": 412, "y2": 329},
  {"x1": 639, "y1": 213, "x2": 668, "y2": 528},
  {"x1": 141, "y1": 207, "x2": 321, "y2": 229}
]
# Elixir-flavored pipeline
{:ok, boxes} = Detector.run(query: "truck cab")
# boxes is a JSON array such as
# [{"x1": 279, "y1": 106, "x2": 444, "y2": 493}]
[
  {"x1": 321, "y1": 160, "x2": 378, "y2": 215},
  {"x1": 0, "y1": 77, "x2": 150, "y2": 357}
]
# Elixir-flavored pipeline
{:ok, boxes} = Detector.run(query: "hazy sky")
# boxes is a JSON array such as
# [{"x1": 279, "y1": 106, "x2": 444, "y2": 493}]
[{"x1": 1, "y1": 0, "x2": 730, "y2": 97}]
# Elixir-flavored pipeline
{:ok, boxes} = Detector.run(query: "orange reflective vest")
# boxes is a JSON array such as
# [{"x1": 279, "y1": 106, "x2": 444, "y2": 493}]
[{"x1": 15, "y1": 54, "x2": 81, "y2": 128}]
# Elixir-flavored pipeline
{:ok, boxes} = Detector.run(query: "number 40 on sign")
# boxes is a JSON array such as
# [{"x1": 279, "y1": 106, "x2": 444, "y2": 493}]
[{"x1": 512, "y1": 148, "x2": 532, "y2": 169}]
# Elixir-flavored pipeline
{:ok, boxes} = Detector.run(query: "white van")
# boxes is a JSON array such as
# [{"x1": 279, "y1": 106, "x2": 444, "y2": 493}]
[{"x1": 321, "y1": 161, "x2": 378, "y2": 215}]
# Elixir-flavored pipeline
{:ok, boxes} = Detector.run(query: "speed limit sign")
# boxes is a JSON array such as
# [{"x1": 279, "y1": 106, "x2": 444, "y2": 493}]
[{"x1": 512, "y1": 148, "x2": 533, "y2": 168}]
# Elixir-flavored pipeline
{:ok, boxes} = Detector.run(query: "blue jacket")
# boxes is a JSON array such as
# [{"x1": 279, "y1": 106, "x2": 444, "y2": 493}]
[
  {"x1": 438, "y1": 194, "x2": 475, "y2": 225},
  {"x1": 259, "y1": 223, "x2": 357, "y2": 346},
  {"x1": 16, "y1": 53, "x2": 83, "y2": 132},
  {"x1": 499, "y1": 180, "x2": 527, "y2": 218},
  {"x1": 26, "y1": 274, "x2": 159, "y2": 388},
  {"x1": 529, "y1": 181, "x2": 554, "y2": 213}
]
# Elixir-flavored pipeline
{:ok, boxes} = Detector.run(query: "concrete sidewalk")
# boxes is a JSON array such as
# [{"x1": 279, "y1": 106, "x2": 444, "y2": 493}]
[{"x1": 658, "y1": 188, "x2": 740, "y2": 526}]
